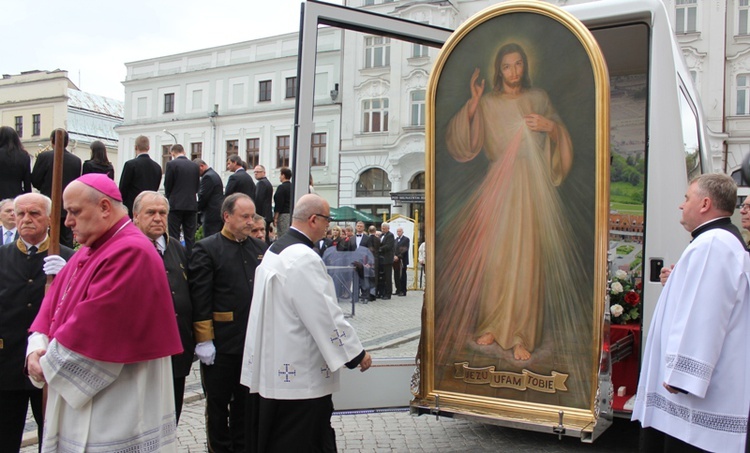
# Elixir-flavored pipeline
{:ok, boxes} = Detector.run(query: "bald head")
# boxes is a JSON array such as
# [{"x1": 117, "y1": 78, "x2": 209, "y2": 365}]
[
  {"x1": 291, "y1": 194, "x2": 330, "y2": 242},
  {"x1": 63, "y1": 181, "x2": 128, "y2": 247}
]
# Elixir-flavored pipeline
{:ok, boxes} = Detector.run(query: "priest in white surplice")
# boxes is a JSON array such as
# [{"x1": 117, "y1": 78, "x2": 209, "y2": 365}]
[
  {"x1": 632, "y1": 173, "x2": 750, "y2": 452},
  {"x1": 26, "y1": 174, "x2": 182, "y2": 452},
  {"x1": 241, "y1": 194, "x2": 372, "y2": 452}
]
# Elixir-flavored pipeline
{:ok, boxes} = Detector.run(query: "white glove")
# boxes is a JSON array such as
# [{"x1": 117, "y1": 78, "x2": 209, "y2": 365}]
[
  {"x1": 195, "y1": 340, "x2": 216, "y2": 365},
  {"x1": 43, "y1": 255, "x2": 67, "y2": 276}
]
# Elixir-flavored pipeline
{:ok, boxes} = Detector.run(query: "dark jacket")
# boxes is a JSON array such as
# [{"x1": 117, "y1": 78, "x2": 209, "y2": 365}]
[
  {"x1": 164, "y1": 156, "x2": 200, "y2": 211},
  {"x1": 0, "y1": 241, "x2": 74, "y2": 390},
  {"x1": 255, "y1": 177, "x2": 273, "y2": 223},
  {"x1": 396, "y1": 235, "x2": 410, "y2": 266},
  {"x1": 0, "y1": 148, "x2": 32, "y2": 200},
  {"x1": 379, "y1": 231, "x2": 395, "y2": 263},
  {"x1": 119, "y1": 154, "x2": 162, "y2": 215},
  {"x1": 225, "y1": 168, "x2": 256, "y2": 201},
  {"x1": 189, "y1": 231, "x2": 267, "y2": 355},
  {"x1": 197, "y1": 167, "x2": 224, "y2": 230},
  {"x1": 273, "y1": 180, "x2": 292, "y2": 215},
  {"x1": 161, "y1": 235, "x2": 196, "y2": 378},
  {"x1": 82, "y1": 160, "x2": 115, "y2": 180},
  {"x1": 31, "y1": 150, "x2": 82, "y2": 217},
  {"x1": 313, "y1": 237, "x2": 332, "y2": 257}
]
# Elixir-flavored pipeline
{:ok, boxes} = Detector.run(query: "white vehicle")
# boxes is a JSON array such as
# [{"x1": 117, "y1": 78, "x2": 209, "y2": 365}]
[{"x1": 293, "y1": 0, "x2": 709, "y2": 442}]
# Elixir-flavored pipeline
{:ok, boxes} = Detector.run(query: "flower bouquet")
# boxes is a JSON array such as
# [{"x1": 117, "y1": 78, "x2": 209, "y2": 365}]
[{"x1": 609, "y1": 269, "x2": 641, "y2": 325}]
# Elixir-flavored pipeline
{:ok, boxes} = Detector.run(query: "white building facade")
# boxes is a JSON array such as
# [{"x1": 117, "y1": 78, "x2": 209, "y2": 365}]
[
  {"x1": 116, "y1": 0, "x2": 750, "y2": 217},
  {"x1": 116, "y1": 29, "x2": 342, "y2": 203}
]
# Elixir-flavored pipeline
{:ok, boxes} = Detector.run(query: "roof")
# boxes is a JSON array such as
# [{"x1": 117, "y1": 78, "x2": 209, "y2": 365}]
[{"x1": 67, "y1": 89, "x2": 124, "y2": 119}]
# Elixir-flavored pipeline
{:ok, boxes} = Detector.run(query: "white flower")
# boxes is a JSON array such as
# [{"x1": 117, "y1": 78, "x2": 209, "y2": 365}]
[
  {"x1": 611, "y1": 282, "x2": 624, "y2": 294},
  {"x1": 610, "y1": 304, "x2": 624, "y2": 317},
  {"x1": 615, "y1": 270, "x2": 628, "y2": 280}
]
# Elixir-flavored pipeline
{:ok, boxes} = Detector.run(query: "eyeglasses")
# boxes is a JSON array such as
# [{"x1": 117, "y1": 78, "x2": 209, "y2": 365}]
[
  {"x1": 313, "y1": 213, "x2": 332, "y2": 222},
  {"x1": 740, "y1": 204, "x2": 750, "y2": 212}
]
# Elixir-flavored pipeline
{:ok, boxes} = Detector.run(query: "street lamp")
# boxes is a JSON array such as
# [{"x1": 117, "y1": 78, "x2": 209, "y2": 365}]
[{"x1": 163, "y1": 129, "x2": 177, "y2": 144}]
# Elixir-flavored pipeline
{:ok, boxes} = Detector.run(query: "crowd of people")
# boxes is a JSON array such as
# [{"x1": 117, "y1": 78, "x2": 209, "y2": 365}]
[
  {"x1": 316, "y1": 221, "x2": 414, "y2": 303},
  {"x1": 0, "y1": 127, "x2": 373, "y2": 452}
]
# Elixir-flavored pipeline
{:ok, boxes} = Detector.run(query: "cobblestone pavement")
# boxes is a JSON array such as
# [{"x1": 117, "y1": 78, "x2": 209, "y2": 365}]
[{"x1": 20, "y1": 275, "x2": 641, "y2": 452}]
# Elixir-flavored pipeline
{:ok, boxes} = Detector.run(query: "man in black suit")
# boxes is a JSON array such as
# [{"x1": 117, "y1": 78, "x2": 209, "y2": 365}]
[
  {"x1": 313, "y1": 233, "x2": 333, "y2": 257},
  {"x1": 30, "y1": 128, "x2": 81, "y2": 248},
  {"x1": 274, "y1": 167, "x2": 293, "y2": 237},
  {"x1": 253, "y1": 165, "x2": 273, "y2": 238},
  {"x1": 119, "y1": 135, "x2": 162, "y2": 217},
  {"x1": 189, "y1": 193, "x2": 267, "y2": 453},
  {"x1": 132, "y1": 191, "x2": 195, "y2": 424},
  {"x1": 378, "y1": 222, "x2": 395, "y2": 299},
  {"x1": 0, "y1": 199, "x2": 17, "y2": 245},
  {"x1": 164, "y1": 144, "x2": 201, "y2": 255},
  {"x1": 393, "y1": 227, "x2": 411, "y2": 296},
  {"x1": 0, "y1": 193, "x2": 74, "y2": 452},
  {"x1": 195, "y1": 159, "x2": 224, "y2": 238},
  {"x1": 225, "y1": 155, "x2": 256, "y2": 201}
]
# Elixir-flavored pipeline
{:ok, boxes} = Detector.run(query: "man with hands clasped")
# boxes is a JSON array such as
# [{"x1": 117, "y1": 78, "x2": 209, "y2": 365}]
[
  {"x1": 0, "y1": 193, "x2": 73, "y2": 452},
  {"x1": 189, "y1": 193, "x2": 267, "y2": 453}
]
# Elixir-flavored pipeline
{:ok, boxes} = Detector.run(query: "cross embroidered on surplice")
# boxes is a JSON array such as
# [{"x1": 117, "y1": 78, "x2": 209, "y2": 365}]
[{"x1": 330, "y1": 329, "x2": 346, "y2": 347}]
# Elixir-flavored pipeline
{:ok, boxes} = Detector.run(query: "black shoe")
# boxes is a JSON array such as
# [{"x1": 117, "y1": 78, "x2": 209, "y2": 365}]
[
  {"x1": 381, "y1": 295, "x2": 391, "y2": 300},
  {"x1": 368, "y1": 295, "x2": 376, "y2": 302},
  {"x1": 397, "y1": 292, "x2": 406, "y2": 297}
]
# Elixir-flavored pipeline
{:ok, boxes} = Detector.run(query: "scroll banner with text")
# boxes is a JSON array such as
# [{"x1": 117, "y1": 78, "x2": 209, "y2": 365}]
[{"x1": 453, "y1": 362, "x2": 569, "y2": 394}]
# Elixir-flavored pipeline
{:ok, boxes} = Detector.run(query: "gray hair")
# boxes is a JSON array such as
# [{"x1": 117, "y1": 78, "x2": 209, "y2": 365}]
[
  {"x1": 133, "y1": 191, "x2": 169, "y2": 215},
  {"x1": 691, "y1": 173, "x2": 737, "y2": 214},
  {"x1": 0, "y1": 198, "x2": 14, "y2": 211},
  {"x1": 13, "y1": 194, "x2": 52, "y2": 216}
]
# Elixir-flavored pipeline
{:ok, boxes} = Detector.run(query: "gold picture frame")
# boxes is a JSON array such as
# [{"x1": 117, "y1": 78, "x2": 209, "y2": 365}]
[{"x1": 415, "y1": 0, "x2": 610, "y2": 435}]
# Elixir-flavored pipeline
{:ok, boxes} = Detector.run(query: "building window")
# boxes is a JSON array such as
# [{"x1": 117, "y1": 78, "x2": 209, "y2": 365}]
[
  {"x1": 246, "y1": 138, "x2": 260, "y2": 168},
  {"x1": 363, "y1": 98, "x2": 389, "y2": 133},
  {"x1": 226, "y1": 140, "x2": 239, "y2": 163},
  {"x1": 232, "y1": 84, "x2": 245, "y2": 105},
  {"x1": 410, "y1": 90, "x2": 426, "y2": 126},
  {"x1": 14, "y1": 116, "x2": 22, "y2": 137},
  {"x1": 162, "y1": 145, "x2": 171, "y2": 173},
  {"x1": 741, "y1": 0, "x2": 750, "y2": 35},
  {"x1": 164, "y1": 93, "x2": 175, "y2": 113},
  {"x1": 364, "y1": 0, "x2": 374, "y2": 5},
  {"x1": 32, "y1": 114, "x2": 41, "y2": 136},
  {"x1": 412, "y1": 44, "x2": 429, "y2": 58},
  {"x1": 738, "y1": 75, "x2": 750, "y2": 115},
  {"x1": 675, "y1": 0, "x2": 697, "y2": 34},
  {"x1": 190, "y1": 143, "x2": 202, "y2": 160},
  {"x1": 192, "y1": 90, "x2": 203, "y2": 110},
  {"x1": 285, "y1": 77, "x2": 297, "y2": 99},
  {"x1": 276, "y1": 135, "x2": 290, "y2": 168},
  {"x1": 137, "y1": 97, "x2": 147, "y2": 117},
  {"x1": 259, "y1": 80, "x2": 272, "y2": 102},
  {"x1": 311, "y1": 133, "x2": 326, "y2": 166},
  {"x1": 364, "y1": 37, "x2": 390, "y2": 69},
  {"x1": 356, "y1": 168, "x2": 392, "y2": 197}
]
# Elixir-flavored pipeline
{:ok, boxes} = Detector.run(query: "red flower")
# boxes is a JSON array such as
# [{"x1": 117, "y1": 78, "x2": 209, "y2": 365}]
[
  {"x1": 624, "y1": 291, "x2": 640, "y2": 306},
  {"x1": 635, "y1": 282, "x2": 642, "y2": 291}
]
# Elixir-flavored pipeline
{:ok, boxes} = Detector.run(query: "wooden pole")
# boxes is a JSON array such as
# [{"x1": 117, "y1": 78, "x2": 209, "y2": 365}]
[
  {"x1": 42, "y1": 128, "x2": 66, "y2": 422},
  {"x1": 47, "y1": 129, "x2": 64, "y2": 279}
]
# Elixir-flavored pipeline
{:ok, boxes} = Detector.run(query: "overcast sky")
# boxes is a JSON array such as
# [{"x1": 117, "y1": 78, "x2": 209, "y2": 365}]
[{"x1": 3, "y1": 0, "x2": 321, "y2": 101}]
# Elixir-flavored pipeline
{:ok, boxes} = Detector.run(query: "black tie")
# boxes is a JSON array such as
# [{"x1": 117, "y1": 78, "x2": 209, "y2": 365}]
[
  {"x1": 357, "y1": 234, "x2": 362, "y2": 237},
  {"x1": 152, "y1": 240, "x2": 163, "y2": 256},
  {"x1": 28, "y1": 246, "x2": 38, "y2": 256}
]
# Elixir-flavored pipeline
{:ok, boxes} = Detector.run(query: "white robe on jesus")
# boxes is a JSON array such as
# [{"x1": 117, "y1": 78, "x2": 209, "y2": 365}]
[
  {"x1": 631, "y1": 227, "x2": 750, "y2": 452},
  {"x1": 28, "y1": 334, "x2": 177, "y2": 452},
  {"x1": 240, "y1": 239, "x2": 364, "y2": 400}
]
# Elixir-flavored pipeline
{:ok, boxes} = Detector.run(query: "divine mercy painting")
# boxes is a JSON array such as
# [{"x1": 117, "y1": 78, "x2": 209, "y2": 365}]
[{"x1": 424, "y1": 4, "x2": 609, "y2": 413}]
